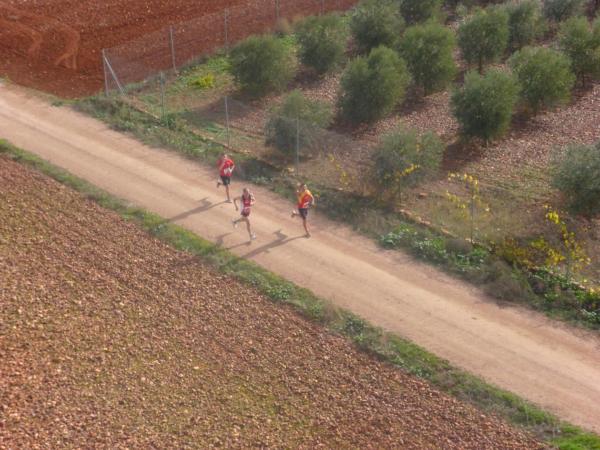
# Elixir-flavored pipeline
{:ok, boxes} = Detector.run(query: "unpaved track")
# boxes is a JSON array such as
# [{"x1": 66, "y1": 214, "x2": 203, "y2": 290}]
[{"x1": 1, "y1": 83, "x2": 599, "y2": 432}]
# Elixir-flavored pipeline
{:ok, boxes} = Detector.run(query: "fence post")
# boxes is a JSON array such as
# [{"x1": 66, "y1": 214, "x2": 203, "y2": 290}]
[
  {"x1": 102, "y1": 49, "x2": 125, "y2": 95},
  {"x1": 320, "y1": 0, "x2": 324, "y2": 15},
  {"x1": 102, "y1": 49, "x2": 109, "y2": 96},
  {"x1": 295, "y1": 117, "x2": 300, "y2": 176},
  {"x1": 224, "y1": 95, "x2": 231, "y2": 148},
  {"x1": 224, "y1": 9, "x2": 230, "y2": 49},
  {"x1": 160, "y1": 72, "x2": 166, "y2": 120},
  {"x1": 470, "y1": 189, "x2": 475, "y2": 243},
  {"x1": 169, "y1": 26, "x2": 177, "y2": 72},
  {"x1": 275, "y1": 0, "x2": 280, "y2": 20}
]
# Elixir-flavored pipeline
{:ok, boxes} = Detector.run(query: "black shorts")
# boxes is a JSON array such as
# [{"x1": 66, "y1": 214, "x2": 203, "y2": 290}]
[
  {"x1": 298, "y1": 208, "x2": 309, "y2": 219},
  {"x1": 220, "y1": 175, "x2": 231, "y2": 186}
]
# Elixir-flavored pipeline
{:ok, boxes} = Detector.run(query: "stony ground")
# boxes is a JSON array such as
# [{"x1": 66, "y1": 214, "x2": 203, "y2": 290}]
[{"x1": 0, "y1": 155, "x2": 547, "y2": 449}]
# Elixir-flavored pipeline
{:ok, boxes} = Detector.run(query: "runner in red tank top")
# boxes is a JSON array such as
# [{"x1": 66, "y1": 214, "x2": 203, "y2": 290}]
[
  {"x1": 216, "y1": 154, "x2": 235, "y2": 203},
  {"x1": 232, "y1": 187, "x2": 256, "y2": 241}
]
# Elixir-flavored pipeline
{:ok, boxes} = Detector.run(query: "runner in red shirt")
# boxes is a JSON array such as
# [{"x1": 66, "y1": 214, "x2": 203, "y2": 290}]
[
  {"x1": 232, "y1": 187, "x2": 256, "y2": 241},
  {"x1": 216, "y1": 154, "x2": 235, "y2": 203},
  {"x1": 291, "y1": 183, "x2": 315, "y2": 238}
]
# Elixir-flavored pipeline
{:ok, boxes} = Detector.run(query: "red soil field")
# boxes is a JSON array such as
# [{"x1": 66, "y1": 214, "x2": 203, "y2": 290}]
[
  {"x1": 1, "y1": 154, "x2": 545, "y2": 449},
  {"x1": 0, "y1": 0, "x2": 355, "y2": 98}
]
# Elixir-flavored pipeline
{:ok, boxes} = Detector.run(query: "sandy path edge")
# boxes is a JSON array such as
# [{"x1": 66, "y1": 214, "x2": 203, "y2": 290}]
[{"x1": 1, "y1": 82, "x2": 599, "y2": 432}]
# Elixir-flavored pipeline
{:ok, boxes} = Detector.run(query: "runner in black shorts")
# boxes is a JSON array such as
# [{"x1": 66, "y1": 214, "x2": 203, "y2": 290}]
[
  {"x1": 216, "y1": 154, "x2": 235, "y2": 203},
  {"x1": 291, "y1": 183, "x2": 315, "y2": 238}
]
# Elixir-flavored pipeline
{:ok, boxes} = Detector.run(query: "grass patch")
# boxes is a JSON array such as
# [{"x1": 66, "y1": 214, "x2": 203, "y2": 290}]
[{"x1": 2, "y1": 139, "x2": 599, "y2": 449}]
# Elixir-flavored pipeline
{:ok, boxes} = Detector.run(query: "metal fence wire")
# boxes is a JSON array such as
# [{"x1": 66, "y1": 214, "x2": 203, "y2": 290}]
[{"x1": 102, "y1": 0, "x2": 359, "y2": 93}]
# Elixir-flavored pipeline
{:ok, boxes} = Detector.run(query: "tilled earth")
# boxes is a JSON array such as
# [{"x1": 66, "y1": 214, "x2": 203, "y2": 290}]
[
  {"x1": 0, "y1": 0, "x2": 246, "y2": 97},
  {"x1": 0, "y1": 0, "x2": 356, "y2": 97},
  {"x1": 0, "y1": 155, "x2": 546, "y2": 449}
]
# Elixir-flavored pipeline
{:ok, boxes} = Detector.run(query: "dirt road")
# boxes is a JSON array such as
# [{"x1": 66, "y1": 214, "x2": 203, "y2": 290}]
[{"x1": 1, "y1": 83, "x2": 599, "y2": 432}]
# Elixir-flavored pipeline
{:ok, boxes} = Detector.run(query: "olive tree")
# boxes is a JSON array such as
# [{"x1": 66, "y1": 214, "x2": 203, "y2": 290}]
[
  {"x1": 451, "y1": 69, "x2": 520, "y2": 141},
  {"x1": 374, "y1": 127, "x2": 444, "y2": 198},
  {"x1": 504, "y1": 0, "x2": 544, "y2": 51},
  {"x1": 553, "y1": 141, "x2": 600, "y2": 216},
  {"x1": 458, "y1": 6, "x2": 509, "y2": 73},
  {"x1": 399, "y1": 0, "x2": 442, "y2": 24},
  {"x1": 559, "y1": 17, "x2": 600, "y2": 86},
  {"x1": 339, "y1": 46, "x2": 411, "y2": 124},
  {"x1": 509, "y1": 46, "x2": 575, "y2": 113},
  {"x1": 295, "y1": 13, "x2": 349, "y2": 75},
  {"x1": 399, "y1": 22, "x2": 457, "y2": 95},
  {"x1": 350, "y1": 0, "x2": 405, "y2": 54},
  {"x1": 266, "y1": 90, "x2": 333, "y2": 155},
  {"x1": 542, "y1": 0, "x2": 584, "y2": 23},
  {"x1": 229, "y1": 35, "x2": 297, "y2": 97}
]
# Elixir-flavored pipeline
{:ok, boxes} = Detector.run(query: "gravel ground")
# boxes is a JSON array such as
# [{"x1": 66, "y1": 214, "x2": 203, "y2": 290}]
[{"x1": 0, "y1": 156, "x2": 547, "y2": 449}]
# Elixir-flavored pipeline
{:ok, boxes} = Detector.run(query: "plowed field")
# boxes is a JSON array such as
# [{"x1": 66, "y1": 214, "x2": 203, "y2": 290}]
[
  {"x1": 0, "y1": 0, "x2": 246, "y2": 97},
  {"x1": 0, "y1": 155, "x2": 545, "y2": 448},
  {"x1": 0, "y1": 0, "x2": 357, "y2": 98}
]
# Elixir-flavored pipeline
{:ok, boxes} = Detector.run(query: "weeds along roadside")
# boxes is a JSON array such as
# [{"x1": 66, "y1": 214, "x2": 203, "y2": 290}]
[
  {"x1": 2, "y1": 139, "x2": 599, "y2": 449},
  {"x1": 72, "y1": 96, "x2": 600, "y2": 330}
]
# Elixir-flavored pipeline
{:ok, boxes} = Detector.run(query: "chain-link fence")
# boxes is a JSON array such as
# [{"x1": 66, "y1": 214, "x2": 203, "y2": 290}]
[
  {"x1": 102, "y1": 0, "x2": 358, "y2": 94},
  {"x1": 135, "y1": 73, "x2": 373, "y2": 197}
]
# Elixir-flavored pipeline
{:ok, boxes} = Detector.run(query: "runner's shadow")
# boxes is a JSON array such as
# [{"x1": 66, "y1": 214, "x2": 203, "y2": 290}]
[
  {"x1": 241, "y1": 230, "x2": 305, "y2": 259},
  {"x1": 168, "y1": 198, "x2": 226, "y2": 223},
  {"x1": 214, "y1": 233, "x2": 231, "y2": 247}
]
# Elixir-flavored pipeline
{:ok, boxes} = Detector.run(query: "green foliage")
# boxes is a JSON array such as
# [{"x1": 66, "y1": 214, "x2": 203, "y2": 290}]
[
  {"x1": 339, "y1": 47, "x2": 410, "y2": 124},
  {"x1": 399, "y1": 22, "x2": 457, "y2": 95},
  {"x1": 229, "y1": 35, "x2": 297, "y2": 97},
  {"x1": 399, "y1": 0, "x2": 442, "y2": 24},
  {"x1": 350, "y1": 0, "x2": 405, "y2": 54},
  {"x1": 503, "y1": 0, "x2": 545, "y2": 51},
  {"x1": 559, "y1": 17, "x2": 600, "y2": 85},
  {"x1": 552, "y1": 141, "x2": 600, "y2": 217},
  {"x1": 295, "y1": 14, "x2": 349, "y2": 75},
  {"x1": 458, "y1": 6, "x2": 509, "y2": 72},
  {"x1": 265, "y1": 90, "x2": 333, "y2": 155},
  {"x1": 451, "y1": 69, "x2": 520, "y2": 141},
  {"x1": 542, "y1": 0, "x2": 584, "y2": 22},
  {"x1": 509, "y1": 46, "x2": 575, "y2": 114},
  {"x1": 374, "y1": 127, "x2": 444, "y2": 195},
  {"x1": 189, "y1": 73, "x2": 215, "y2": 90}
]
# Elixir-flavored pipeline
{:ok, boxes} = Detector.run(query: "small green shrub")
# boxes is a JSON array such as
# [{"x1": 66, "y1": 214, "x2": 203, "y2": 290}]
[
  {"x1": 265, "y1": 90, "x2": 333, "y2": 155},
  {"x1": 339, "y1": 46, "x2": 410, "y2": 124},
  {"x1": 451, "y1": 69, "x2": 520, "y2": 141},
  {"x1": 295, "y1": 14, "x2": 349, "y2": 75},
  {"x1": 542, "y1": 0, "x2": 584, "y2": 23},
  {"x1": 399, "y1": 22, "x2": 457, "y2": 95},
  {"x1": 350, "y1": 0, "x2": 405, "y2": 54},
  {"x1": 399, "y1": 0, "x2": 442, "y2": 24},
  {"x1": 374, "y1": 127, "x2": 444, "y2": 196},
  {"x1": 229, "y1": 35, "x2": 297, "y2": 97},
  {"x1": 552, "y1": 141, "x2": 600, "y2": 216},
  {"x1": 484, "y1": 259, "x2": 533, "y2": 302},
  {"x1": 509, "y1": 46, "x2": 575, "y2": 114},
  {"x1": 190, "y1": 73, "x2": 215, "y2": 90},
  {"x1": 458, "y1": 6, "x2": 509, "y2": 72},
  {"x1": 559, "y1": 17, "x2": 600, "y2": 86},
  {"x1": 503, "y1": 0, "x2": 545, "y2": 51}
]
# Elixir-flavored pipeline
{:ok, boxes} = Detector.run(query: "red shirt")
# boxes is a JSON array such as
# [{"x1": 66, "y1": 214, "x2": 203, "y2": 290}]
[
  {"x1": 297, "y1": 190, "x2": 313, "y2": 209},
  {"x1": 219, "y1": 158, "x2": 234, "y2": 177},
  {"x1": 242, "y1": 193, "x2": 254, "y2": 208}
]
